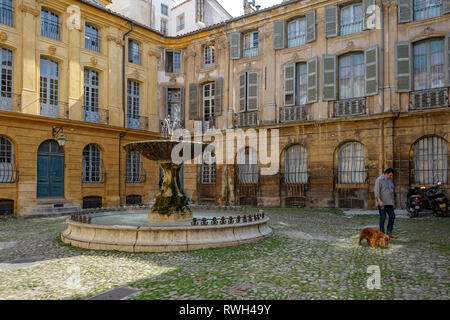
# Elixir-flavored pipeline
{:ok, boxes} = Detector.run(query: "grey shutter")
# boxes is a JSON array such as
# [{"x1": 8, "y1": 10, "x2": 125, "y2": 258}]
[
  {"x1": 230, "y1": 32, "x2": 241, "y2": 60},
  {"x1": 398, "y1": 0, "x2": 413, "y2": 23},
  {"x1": 161, "y1": 86, "x2": 168, "y2": 119},
  {"x1": 189, "y1": 83, "x2": 199, "y2": 119},
  {"x1": 447, "y1": 34, "x2": 450, "y2": 86},
  {"x1": 273, "y1": 20, "x2": 285, "y2": 50},
  {"x1": 363, "y1": 0, "x2": 376, "y2": 30},
  {"x1": 215, "y1": 77, "x2": 223, "y2": 116},
  {"x1": 247, "y1": 71, "x2": 259, "y2": 111},
  {"x1": 322, "y1": 55, "x2": 337, "y2": 101},
  {"x1": 324, "y1": 5, "x2": 338, "y2": 38},
  {"x1": 180, "y1": 87, "x2": 185, "y2": 121},
  {"x1": 444, "y1": 0, "x2": 450, "y2": 14},
  {"x1": 284, "y1": 63, "x2": 296, "y2": 106},
  {"x1": 239, "y1": 73, "x2": 246, "y2": 112},
  {"x1": 307, "y1": 57, "x2": 318, "y2": 104},
  {"x1": 395, "y1": 41, "x2": 412, "y2": 92},
  {"x1": 365, "y1": 45, "x2": 379, "y2": 96},
  {"x1": 306, "y1": 10, "x2": 316, "y2": 43}
]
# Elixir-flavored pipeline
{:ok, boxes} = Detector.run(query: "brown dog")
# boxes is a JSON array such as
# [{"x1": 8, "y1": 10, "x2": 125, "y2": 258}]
[{"x1": 358, "y1": 228, "x2": 390, "y2": 248}]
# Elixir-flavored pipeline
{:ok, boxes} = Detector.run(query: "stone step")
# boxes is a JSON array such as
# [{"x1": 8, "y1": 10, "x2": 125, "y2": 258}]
[{"x1": 19, "y1": 206, "x2": 81, "y2": 217}]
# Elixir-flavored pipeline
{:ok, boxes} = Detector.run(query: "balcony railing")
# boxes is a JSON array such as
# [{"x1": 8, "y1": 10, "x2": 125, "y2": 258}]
[
  {"x1": 40, "y1": 99, "x2": 69, "y2": 119},
  {"x1": 85, "y1": 33, "x2": 100, "y2": 52},
  {"x1": 409, "y1": 87, "x2": 449, "y2": 111},
  {"x1": 202, "y1": 118, "x2": 216, "y2": 131},
  {"x1": 0, "y1": 1, "x2": 13, "y2": 27},
  {"x1": 243, "y1": 46, "x2": 258, "y2": 58},
  {"x1": 279, "y1": 105, "x2": 307, "y2": 123},
  {"x1": 84, "y1": 106, "x2": 109, "y2": 125},
  {"x1": 334, "y1": 97, "x2": 366, "y2": 118},
  {"x1": 41, "y1": 18, "x2": 60, "y2": 40},
  {"x1": 128, "y1": 114, "x2": 149, "y2": 131},
  {"x1": 288, "y1": 31, "x2": 306, "y2": 48},
  {"x1": 233, "y1": 111, "x2": 258, "y2": 128},
  {"x1": 159, "y1": 118, "x2": 185, "y2": 134},
  {"x1": 0, "y1": 94, "x2": 21, "y2": 112},
  {"x1": 0, "y1": 161, "x2": 17, "y2": 183},
  {"x1": 126, "y1": 166, "x2": 147, "y2": 184}
]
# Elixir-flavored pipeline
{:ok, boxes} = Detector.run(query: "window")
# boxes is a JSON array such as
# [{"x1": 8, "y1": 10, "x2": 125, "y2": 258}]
[
  {"x1": 238, "y1": 147, "x2": 258, "y2": 184},
  {"x1": 243, "y1": 31, "x2": 258, "y2": 58},
  {"x1": 285, "y1": 145, "x2": 308, "y2": 184},
  {"x1": 338, "y1": 142, "x2": 365, "y2": 184},
  {"x1": 239, "y1": 71, "x2": 259, "y2": 113},
  {"x1": 196, "y1": 0, "x2": 205, "y2": 23},
  {"x1": 127, "y1": 80, "x2": 141, "y2": 129},
  {"x1": 126, "y1": 151, "x2": 143, "y2": 183},
  {"x1": 294, "y1": 63, "x2": 308, "y2": 106},
  {"x1": 202, "y1": 151, "x2": 216, "y2": 184},
  {"x1": 126, "y1": 195, "x2": 142, "y2": 205},
  {"x1": 84, "y1": 69, "x2": 100, "y2": 123},
  {"x1": 41, "y1": 9, "x2": 60, "y2": 40},
  {"x1": 340, "y1": 3, "x2": 363, "y2": 36},
  {"x1": 39, "y1": 58, "x2": 59, "y2": 117},
  {"x1": 165, "y1": 50, "x2": 181, "y2": 73},
  {"x1": 339, "y1": 53, "x2": 365, "y2": 99},
  {"x1": 414, "y1": 0, "x2": 442, "y2": 21},
  {"x1": 414, "y1": 136, "x2": 448, "y2": 184},
  {"x1": 0, "y1": 136, "x2": 13, "y2": 183},
  {"x1": 0, "y1": 47, "x2": 13, "y2": 112},
  {"x1": 83, "y1": 144, "x2": 102, "y2": 183},
  {"x1": 167, "y1": 88, "x2": 183, "y2": 122},
  {"x1": 203, "y1": 83, "x2": 215, "y2": 130},
  {"x1": 160, "y1": 18, "x2": 168, "y2": 34},
  {"x1": 0, "y1": 0, "x2": 13, "y2": 27},
  {"x1": 413, "y1": 39, "x2": 445, "y2": 91},
  {"x1": 288, "y1": 17, "x2": 306, "y2": 48},
  {"x1": 128, "y1": 40, "x2": 141, "y2": 65},
  {"x1": 85, "y1": 24, "x2": 100, "y2": 52},
  {"x1": 176, "y1": 14, "x2": 185, "y2": 32},
  {"x1": 161, "y1": 4, "x2": 168, "y2": 16},
  {"x1": 203, "y1": 45, "x2": 215, "y2": 68}
]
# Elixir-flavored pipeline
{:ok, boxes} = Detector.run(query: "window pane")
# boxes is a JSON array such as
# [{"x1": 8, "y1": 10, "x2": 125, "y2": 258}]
[{"x1": 414, "y1": 0, "x2": 442, "y2": 21}]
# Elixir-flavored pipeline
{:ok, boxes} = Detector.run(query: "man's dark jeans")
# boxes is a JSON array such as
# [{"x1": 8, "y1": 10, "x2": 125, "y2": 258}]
[{"x1": 378, "y1": 205, "x2": 396, "y2": 235}]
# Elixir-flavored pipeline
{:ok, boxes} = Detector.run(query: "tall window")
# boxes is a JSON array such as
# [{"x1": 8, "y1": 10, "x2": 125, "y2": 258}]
[
  {"x1": 85, "y1": 24, "x2": 100, "y2": 52},
  {"x1": 0, "y1": 0, "x2": 13, "y2": 27},
  {"x1": 238, "y1": 147, "x2": 258, "y2": 184},
  {"x1": 413, "y1": 39, "x2": 445, "y2": 91},
  {"x1": 41, "y1": 9, "x2": 60, "y2": 40},
  {"x1": 239, "y1": 71, "x2": 259, "y2": 113},
  {"x1": 84, "y1": 69, "x2": 100, "y2": 123},
  {"x1": 40, "y1": 58, "x2": 59, "y2": 118},
  {"x1": 161, "y1": 4, "x2": 168, "y2": 16},
  {"x1": 203, "y1": 83, "x2": 215, "y2": 130},
  {"x1": 196, "y1": 0, "x2": 205, "y2": 22},
  {"x1": 0, "y1": 47, "x2": 13, "y2": 112},
  {"x1": 288, "y1": 17, "x2": 306, "y2": 48},
  {"x1": 83, "y1": 144, "x2": 102, "y2": 183},
  {"x1": 203, "y1": 45, "x2": 215, "y2": 68},
  {"x1": 295, "y1": 63, "x2": 307, "y2": 106},
  {"x1": 339, "y1": 53, "x2": 364, "y2": 99},
  {"x1": 176, "y1": 14, "x2": 185, "y2": 32},
  {"x1": 414, "y1": 136, "x2": 448, "y2": 184},
  {"x1": 202, "y1": 151, "x2": 216, "y2": 184},
  {"x1": 165, "y1": 51, "x2": 181, "y2": 73},
  {"x1": 414, "y1": 0, "x2": 442, "y2": 21},
  {"x1": 127, "y1": 80, "x2": 141, "y2": 129},
  {"x1": 160, "y1": 18, "x2": 168, "y2": 34},
  {"x1": 167, "y1": 88, "x2": 182, "y2": 122},
  {"x1": 243, "y1": 31, "x2": 258, "y2": 58},
  {"x1": 0, "y1": 136, "x2": 13, "y2": 183},
  {"x1": 338, "y1": 142, "x2": 365, "y2": 184},
  {"x1": 340, "y1": 3, "x2": 363, "y2": 36},
  {"x1": 285, "y1": 145, "x2": 308, "y2": 184},
  {"x1": 128, "y1": 40, "x2": 141, "y2": 65},
  {"x1": 126, "y1": 151, "x2": 142, "y2": 183}
]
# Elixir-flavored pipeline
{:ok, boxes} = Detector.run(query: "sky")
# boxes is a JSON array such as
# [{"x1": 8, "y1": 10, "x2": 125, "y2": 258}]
[{"x1": 174, "y1": 0, "x2": 283, "y2": 18}]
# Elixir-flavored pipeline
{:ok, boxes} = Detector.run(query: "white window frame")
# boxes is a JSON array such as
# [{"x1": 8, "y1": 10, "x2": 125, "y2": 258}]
[
  {"x1": 84, "y1": 68, "x2": 100, "y2": 123},
  {"x1": 414, "y1": 0, "x2": 442, "y2": 21},
  {"x1": 201, "y1": 151, "x2": 216, "y2": 185},
  {"x1": 338, "y1": 142, "x2": 365, "y2": 184},
  {"x1": 0, "y1": 47, "x2": 13, "y2": 112},
  {"x1": 126, "y1": 151, "x2": 142, "y2": 184},
  {"x1": 287, "y1": 17, "x2": 306, "y2": 48},
  {"x1": 414, "y1": 136, "x2": 448, "y2": 185},
  {"x1": 284, "y1": 145, "x2": 308, "y2": 184},
  {"x1": 83, "y1": 144, "x2": 102, "y2": 184},
  {"x1": 176, "y1": 14, "x2": 185, "y2": 32},
  {"x1": 339, "y1": 52, "x2": 365, "y2": 100},
  {"x1": 340, "y1": 3, "x2": 363, "y2": 36},
  {"x1": 41, "y1": 9, "x2": 60, "y2": 41},
  {"x1": 128, "y1": 39, "x2": 141, "y2": 65},
  {"x1": 413, "y1": 38, "x2": 445, "y2": 91},
  {"x1": 0, "y1": 135, "x2": 14, "y2": 183},
  {"x1": 165, "y1": 50, "x2": 182, "y2": 73},
  {"x1": 243, "y1": 31, "x2": 259, "y2": 58},
  {"x1": 203, "y1": 45, "x2": 215, "y2": 68}
]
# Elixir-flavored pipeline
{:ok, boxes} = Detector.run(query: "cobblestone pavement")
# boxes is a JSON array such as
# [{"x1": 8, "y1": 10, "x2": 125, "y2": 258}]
[{"x1": 0, "y1": 208, "x2": 448, "y2": 300}]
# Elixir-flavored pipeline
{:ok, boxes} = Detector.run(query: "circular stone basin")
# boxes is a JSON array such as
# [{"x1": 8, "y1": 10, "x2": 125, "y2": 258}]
[{"x1": 61, "y1": 208, "x2": 272, "y2": 253}]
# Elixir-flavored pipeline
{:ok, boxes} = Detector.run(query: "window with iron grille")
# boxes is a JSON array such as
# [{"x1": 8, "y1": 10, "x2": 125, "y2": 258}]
[
  {"x1": 0, "y1": 136, "x2": 13, "y2": 183},
  {"x1": 0, "y1": 47, "x2": 13, "y2": 112},
  {"x1": 203, "y1": 45, "x2": 215, "y2": 68},
  {"x1": 126, "y1": 195, "x2": 142, "y2": 205},
  {"x1": 85, "y1": 24, "x2": 100, "y2": 52},
  {"x1": 41, "y1": 9, "x2": 60, "y2": 40},
  {"x1": 338, "y1": 142, "x2": 365, "y2": 184},
  {"x1": 83, "y1": 144, "x2": 102, "y2": 183},
  {"x1": 201, "y1": 151, "x2": 216, "y2": 184},
  {"x1": 413, "y1": 38, "x2": 445, "y2": 90},
  {"x1": 288, "y1": 17, "x2": 306, "y2": 48},
  {"x1": 165, "y1": 51, "x2": 181, "y2": 73},
  {"x1": 414, "y1": 136, "x2": 448, "y2": 184},
  {"x1": 39, "y1": 57, "x2": 59, "y2": 118},
  {"x1": 84, "y1": 68, "x2": 100, "y2": 123},
  {"x1": 414, "y1": 0, "x2": 442, "y2": 21},
  {"x1": 340, "y1": 3, "x2": 363, "y2": 36},
  {"x1": 127, "y1": 80, "x2": 141, "y2": 129},
  {"x1": 203, "y1": 82, "x2": 215, "y2": 130},
  {"x1": 285, "y1": 145, "x2": 308, "y2": 184},
  {"x1": 128, "y1": 39, "x2": 141, "y2": 65},
  {"x1": 243, "y1": 31, "x2": 258, "y2": 58},
  {"x1": 238, "y1": 147, "x2": 258, "y2": 184},
  {"x1": 0, "y1": 0, "x2": 13, "y2": 27},
  {"x1": 339, "y1": 53, "x2": 365, "y2": 99},
  {"x1": 126, "y1": 151, "x2": 142, "y2": 183}
]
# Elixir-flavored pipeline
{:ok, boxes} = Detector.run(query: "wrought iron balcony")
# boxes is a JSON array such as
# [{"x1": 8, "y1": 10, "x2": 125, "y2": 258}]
[
  {"x1": 83, "y1": 106, "x2": 109, "y2": 125},
  {"x1": 409, "y1": 87, "x2": 449, "y2": 111},
  {"x1": 40, "y1": 99, "x2": 69, "y2": 119},
  {"x1": 279, "y1": 105, "x2": 307, "y2": 123},
  {"x1": 0, "y1": 94, "x2": 21, "y2": 113},
  {"x1": 334, "y1": 97, "x2": 366, "y2": 118},
  {"x1": 126, "y1": 166, "x2": 147, "y2": 184},
  {"x1": 128, "y1": 114, "x2": 149, "y2": 131},
  {"x1": 0, "y1": 161, "x2": 17, "y2": 183},
  {"x1": 233, "y1": 111, "x2": 258, "y2": 128}
]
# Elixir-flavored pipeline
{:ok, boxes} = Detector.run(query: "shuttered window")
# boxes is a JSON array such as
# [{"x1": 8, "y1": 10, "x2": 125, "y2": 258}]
[
  {"x1": 166, "y1": 51, "x2": 182, "y2": 73},
  {"x1": 365, "y1": 46, "x2": 379, "y2": 96},
  {"x1": 339, "y1": 53, "x2": 365, "y2": 99},
  {"x1": 243, "y1": 31, "x2": 258, "y2": 58},
  {"x1": 395, "y1": 42, "x2": 412, "y2": 92},
  {"x1": 126, "y1": 151, "x2": 142, "y2": 183},
  {"x1": 0, "y1": 47, "x2": 13, "y2": 112},
  {"x1": 324, "y1": 5, "x2": 338, "y2": 38},
  {"x1": 0, "y1": 136, "x2": 13, "y2": 183},
  {"x1": 414, "y1": 0, "x2": 442, "y2": 21},
  {"x1": 284, "y1": 63, "x2": 308, "y2": 106},
  {"x1": 83, "y1": 144, "x2": 102, "y2": 183},
  {"x1": 414, "y1": 136, "x2": 448, "y2": 184},
  {"x1": 338, "y1": 142, "x2": 365, "y2": 184},
  {"x1": 288, "y1": 18, "x2": 306, "y2": 48},
  {"x1": 285, "y1": 145, "x2": 308, "y2": 184},
  {"x1": 203, "y1": 45, "x2": 215, "y2": 68},
  {"x1": 238, "y1": 147, "x2": 258, "y2": 184},
  {"x1": 323, "y1": 55, "x2": 337, "y2": 100},
  {"x1": 230, "y1": 32, "x2": 241, "y2": 59},
  {"x1": 273, "y1": 20, "x2": 285, "y2": 50},
  {"x1": 413, "y1": 38, "x2": 445, "y2": 90},
  {"x1": 203, "y1": 82, "x2": 215, "y2": 130},
  {"x1": 239, "y1": 71, "x2": 259, "y2": 112},
  {"x1": 340, "y1": 3, "x2": 363, "y2": 36}
]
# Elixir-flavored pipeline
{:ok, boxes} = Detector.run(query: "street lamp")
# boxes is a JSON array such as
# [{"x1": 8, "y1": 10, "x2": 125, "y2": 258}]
[{"x1": 52, "y1": 126, "x2": 67, "y2": 147}]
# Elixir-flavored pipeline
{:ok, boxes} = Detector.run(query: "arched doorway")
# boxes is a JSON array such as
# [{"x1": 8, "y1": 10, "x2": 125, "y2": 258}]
[{"x1": 37, "y1": 140, "x2": 65, "y2": 199}]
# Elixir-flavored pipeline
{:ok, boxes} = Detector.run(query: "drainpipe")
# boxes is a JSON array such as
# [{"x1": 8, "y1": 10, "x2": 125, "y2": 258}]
[
  {"x1": 119, "y1": 132, "x2": 126, "y2": 207},
  {"x1": 122, "y1": 23, "x2": 134, "y2": 128},
  {"x1": 380, "y1": 0, "x2": 385, "y2": 113}
]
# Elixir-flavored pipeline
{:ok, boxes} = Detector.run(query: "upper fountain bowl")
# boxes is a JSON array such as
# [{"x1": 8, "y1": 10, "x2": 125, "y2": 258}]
[{"x1": 123, "y1": 140, "x2": 206, "y2": 162}]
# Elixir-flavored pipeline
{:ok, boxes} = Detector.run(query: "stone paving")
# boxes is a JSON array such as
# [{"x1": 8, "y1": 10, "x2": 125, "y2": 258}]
[{"x1": 0, "y1": 208, "x2": 448, "y2": 300}]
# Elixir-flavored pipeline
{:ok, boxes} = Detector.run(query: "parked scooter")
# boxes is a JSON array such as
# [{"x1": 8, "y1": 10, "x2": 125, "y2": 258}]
[
  {"x1": 425, "y1": 182, "x2": 449, "y2": 217},
  {"x1": 406, "y1": 186, "x2": 425, "y2": 218}
]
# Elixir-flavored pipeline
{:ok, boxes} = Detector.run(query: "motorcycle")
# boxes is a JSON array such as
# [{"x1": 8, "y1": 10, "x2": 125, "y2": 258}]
[
  {"x1": 425, "y1": 182, "x2": 449, "y2": 217},
  {"x1": 406, "y1": 186, "x2": 425, "y2": 218}
]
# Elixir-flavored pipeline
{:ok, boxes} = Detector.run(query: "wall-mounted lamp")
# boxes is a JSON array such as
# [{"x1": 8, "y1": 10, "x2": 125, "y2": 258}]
[{"x1": 52, "y1": 126, "x2": 67, "y2": 147}]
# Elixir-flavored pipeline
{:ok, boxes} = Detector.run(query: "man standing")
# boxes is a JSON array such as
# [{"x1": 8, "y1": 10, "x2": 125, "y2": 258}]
[{"x1": 374, "y1": 168, "x2": 398, "y2": 238}]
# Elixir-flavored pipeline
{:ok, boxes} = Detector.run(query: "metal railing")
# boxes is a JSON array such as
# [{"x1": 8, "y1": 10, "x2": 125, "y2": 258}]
[
  {"x1": 288, "y1": 30, "x2": 306, "y2": 48},
  {"x1": 334, "y1": 97, "x2": 366, "y2": 118},
  {"x1": 126, "y1": 166, "x2": 147, "y2": 184},
  {"x1": 409, "y1": 87, "x2": 449, "y2": 111},
  {"x1": 0, "y1": 161, "x2": 17, "y2": 183},
  {"x1": 340, "y1": 20, "x2": 362, "y2": 36},
  {"x1": 233, "y1": 111, "x2": 258, "y2": 128},
  {"x1": 128, "y1": 114, "x2": 149, "y2": 131},
  {"x1": 243, "y1": 46, "x2": 258, "y2": 58},
  {"x1": 83, "y1": 106, "x2": 109, "y2": 125},
  {"x1": 202, "y1": 118, "x2": 216, "y2": 131},
  {"x1": 41, "y1": 17, "x2": 60, "y2": 40},
  {"x1": 40, "y1": 99, "x2": 69, "y2": 119},
  {"x1": 85, "y1": 33, "x2": 100, "y2": 52},
  {"x1": 0, "y1": 1, "x2": 13, "y2": 27},
  {"x1": 279, "y1": 105, "x2": 307, "y2": 123},
  {"x1": 0, "y1": 94, "x2": 21, "y2": 112}
]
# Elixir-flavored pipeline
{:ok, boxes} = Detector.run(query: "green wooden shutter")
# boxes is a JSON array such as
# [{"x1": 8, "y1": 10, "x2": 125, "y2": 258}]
[
  {"x1": 239, "y1": 73, "x2": 246, "y2": 112},
  {"x1": 180, "y1": 87, "x2": 185, "y2": 121},
  {"x1": 230, "y1": 32, "x2": 241, "y2": 60},
  {"x1": 444, "y1": 0, "x2": 450, "y2": 14},
  {"x1": 247, "y1": 71, "x2": 259, "y2": 111},
  {"x1": 324, "y1": 5, "x2": 338, "y2": 38},
  {"x1": 322, "y1": 55, "x2": 337, "y2": 101},
  {"x1": 365, "y1": 45, "x2": 379, "y2": 96},
  {"x1": 446, "y1": 34, "x2": 450, "y2": 86},
  {"x1": 189, "y1": 83, "x2": 199, "y2": 119},
  {"x1": 284, "y1": 63, "x2": 296, "y2": 107},
  {"x1": 398, "y1": 0, "x2": 413, "y2": 23},
  {"x1": 307, "y1": 57, "x2": 318, "y2": 104},
  {"x1": 306, "y1": 10, "x2": 316, "y2": 43},
  {"x1": 363, "y1": 0, "x2": 376, "y2": 30},
  {"x1": 273, "y1": 20, "x2": 285, "y2": 50},
  {"x1": 215, "y1": 77, "x2": 223, "y2": 116},
  {"x1": 395, "y1": 41, "x2": 412, "y2": 92}
]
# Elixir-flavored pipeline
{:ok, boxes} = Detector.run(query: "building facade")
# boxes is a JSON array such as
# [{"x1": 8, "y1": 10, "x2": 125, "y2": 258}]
[{"x1": 0, "y1": 0, "x2": 449, "y2": 215}]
